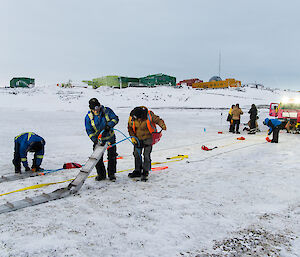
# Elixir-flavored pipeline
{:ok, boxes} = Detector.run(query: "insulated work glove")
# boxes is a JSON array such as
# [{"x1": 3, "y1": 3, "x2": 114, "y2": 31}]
[
  {"x1": 104, "y1": 125, "x2": 111, "y2": 132},
  {"x1": 131, "y1": 138, "x2": 137, "y2": 145}
]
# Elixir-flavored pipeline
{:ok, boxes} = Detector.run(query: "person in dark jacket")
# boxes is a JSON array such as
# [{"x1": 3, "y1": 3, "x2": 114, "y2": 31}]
[
  {"x1": 13, "y1": 132, "x2": 45, "y2": 173},
  {"x1": 248, "y1": 104, "x2": 258, "y2": 134},
  {"x1": 85, "y1": 98, "x2": 119, "y2": 181},
  {"x1": 127, "y1": 106, "x2": 166, "y2": 181},
  {"x1": 263, "y1": 118, "x2": 282, "y2": 143},
  {"x1": 227, "y1": 105, "x2": 235, "y2": 133}
]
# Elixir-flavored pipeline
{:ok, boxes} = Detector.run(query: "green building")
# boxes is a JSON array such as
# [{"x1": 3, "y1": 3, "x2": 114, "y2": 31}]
[
  {"x1": 83, "y1": 76, "x2": 140, "y2": 89},
  {"x1": 139, "y1": 73, "x2": 176, "y2": 87},
  {"x1": 83, "y1": 73, "x2": 176, "y2": 88},
  {"x1": 10, "y1": 77, "x2": 35, "y2": 88},
  {"x1": 119, "y1": 77, "x2": 139, "y2": 88},
  {"x1": 83, "y1": 76, "x2": 120, "y2": 89}
]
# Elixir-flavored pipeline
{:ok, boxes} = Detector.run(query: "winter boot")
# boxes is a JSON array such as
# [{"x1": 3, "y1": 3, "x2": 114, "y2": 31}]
[
  {"x1": 248, "y1": 129, "x2": 256, "y2": 134},
  {"x1": 128, "y1": 170, "x2": 141, "y2": 178},
  {"x1": 141, "y1": 171, "x2": 149, "y2": 182},
  {"x1": 13, "y1": 159, "x2": 21, "y2": 173},
  {"x1": 95, "y1": 175, "x2": 106, "y2": 181},
  {"x1": 109, "y1": 175, "x2": 116, "y2": 182},
  {"x1": 141, "y1": 175, "x2": 148, "y2": 182}
]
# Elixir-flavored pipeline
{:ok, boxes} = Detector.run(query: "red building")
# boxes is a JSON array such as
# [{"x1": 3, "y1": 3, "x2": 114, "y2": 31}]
[{"x1": 177, "y1": 78, "x2": 203, "y2": 87}]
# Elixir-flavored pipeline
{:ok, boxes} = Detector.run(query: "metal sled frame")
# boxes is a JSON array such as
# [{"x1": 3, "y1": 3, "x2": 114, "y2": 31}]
[{"x1": 0, "y1": 143, "x2": 108, "y2": 214}]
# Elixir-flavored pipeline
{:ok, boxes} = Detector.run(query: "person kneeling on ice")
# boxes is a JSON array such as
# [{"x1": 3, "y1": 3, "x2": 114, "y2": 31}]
[
  {"x1": 12, "y1": 132, "x2": 45, "y2": 173},
  {"x1": 127, "y1": 106, "x2": 166, "y2": 181},
  {"x1": 85, "y1": 98, "x2": 119, "y2": 181},
  {"x1": 263, "y1": 118, "x2": 282, "y2": 143}
]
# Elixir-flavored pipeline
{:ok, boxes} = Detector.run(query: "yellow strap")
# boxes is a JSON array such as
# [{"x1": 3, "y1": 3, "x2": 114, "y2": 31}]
[
  {"x1": 88, "y1": 112, "x2": 98, "y2": 133},
  {"x1": 36, "y1": 155, "x2": 43, "y2": 159},
  {"x1": 0, "y1": 180, "x2": 69, "y2": 196},
  {"x1": 152, "y1": 155, "x2": 188, "y2": 165},
  {"x1": 165, "y1": 155, "x2": 188, "y2": 160},
  {"x1": 0, "y1": 155, "x2": 188, "y2": 197},
  {"x1": 21, "y1": 158, "x2": 27, "y2": 162}
]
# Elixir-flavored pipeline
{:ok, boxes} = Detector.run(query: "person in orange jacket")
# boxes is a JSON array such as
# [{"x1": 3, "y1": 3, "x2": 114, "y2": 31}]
[{"x1": 127, "y1": 106, "x2": 166, "y2": 181}]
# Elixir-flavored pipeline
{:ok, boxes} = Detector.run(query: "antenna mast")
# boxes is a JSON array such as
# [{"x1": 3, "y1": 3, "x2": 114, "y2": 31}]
[{"x1": 218, "y1": 50, "x2": 221, "y2": 77}]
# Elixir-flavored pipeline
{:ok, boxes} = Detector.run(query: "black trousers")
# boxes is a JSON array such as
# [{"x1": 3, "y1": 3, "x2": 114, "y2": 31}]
[
  {"x1": 250, "y1": 118, "x2": 256, "y2": 130},
  {"x1": 229, "y1": 121, "x2": 234, "y2": 132},
  {"x1": 233, "y1": 119, "x2": 240, "y2": 132},
  {"x1": 272, "y1": 127, "x2": 279, "y2": 143},
  {"x1": 133, "y1": 138, "x2": 152, "y2": 175},
  {"x1": 12, "y1": 142, "x2": 21, "y2": 171},
  {"x1": 93, "y1": 143, "x2": 117, "y2": 179},
  {"x1": 13, "y1": 142, "x2": 40, "y2": 170}
]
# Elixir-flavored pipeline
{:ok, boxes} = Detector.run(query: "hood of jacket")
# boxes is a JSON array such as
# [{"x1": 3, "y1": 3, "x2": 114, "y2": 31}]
[{"x1": 264, "y1": 118, "x2": 269, "y2": 124}]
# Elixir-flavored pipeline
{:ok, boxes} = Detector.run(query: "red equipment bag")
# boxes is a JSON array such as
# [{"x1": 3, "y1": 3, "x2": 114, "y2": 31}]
[
  {"x1": 63, "y1": 162, "x2": 82, "y2": 169},
  {"x1": 266, "y1": 137, "x2": 272, "y2": 142},
  {"x1": 201, "y1": 145, "x2": 211, "y2": 151},
  {"x1": 237, "y1": 137, "x2": 245, "y2": 140},
  {"x1": 152, "y1": 130, "x2": 162, "y2": 145}
]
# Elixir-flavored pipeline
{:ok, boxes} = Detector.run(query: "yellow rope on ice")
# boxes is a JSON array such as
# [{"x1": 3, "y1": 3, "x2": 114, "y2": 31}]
[{"x1": 0, "y1": 155, "x2": 188, "y2": 197}]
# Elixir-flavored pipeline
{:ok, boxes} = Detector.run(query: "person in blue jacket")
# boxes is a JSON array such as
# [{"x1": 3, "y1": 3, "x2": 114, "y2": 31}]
[
  {"x1": 13, "y1": 132, "x2": 45, "y2": 173},
  {"x1": 263, "y1": 118, "x2": 282, "y2": 143},
  {"x1": 85, "y1": 98, "x2": 119, "y2": 181}
]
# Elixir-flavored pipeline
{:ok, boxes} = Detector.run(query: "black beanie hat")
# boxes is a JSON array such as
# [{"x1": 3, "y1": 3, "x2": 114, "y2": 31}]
[
  {"x1": 131, "y1": 106, "x2": 148, "y2": 120},
  {"x1": 89, "y1": 98, "x2": 101, "y2": 110}
]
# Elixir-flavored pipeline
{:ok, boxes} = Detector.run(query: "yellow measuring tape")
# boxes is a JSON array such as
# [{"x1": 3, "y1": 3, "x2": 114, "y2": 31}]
[{"x1": 0, "y1": 155, "x2": 188, "y2": 197}]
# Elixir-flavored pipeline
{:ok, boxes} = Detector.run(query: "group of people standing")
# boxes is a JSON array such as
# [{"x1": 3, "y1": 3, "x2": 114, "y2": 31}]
[
  {"x1": 227, "y1": 103, "x2": 259, "y2": 134},
  {"x1": 227, "y1": 104, "x2": 244, "y2": 134},
  {"x1": 85, "y1": 98, "x2": 166, "y2": 182},
  {"x1": 227, "y1": 103, "x2": 283, "y2": 143},
  {"x1": 13, "y1": 98, "x2": 288, "y2": 178},
  {"x1": 12, "y1": 98, "x2": 167, "y2": 182}
]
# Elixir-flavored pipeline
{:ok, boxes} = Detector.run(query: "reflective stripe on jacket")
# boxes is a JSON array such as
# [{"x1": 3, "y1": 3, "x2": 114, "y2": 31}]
[
  {"x1": 129, "y1": 110, "x2": 157, "y2": 134},
  {"x1": 128, "y1": 109, "x2": 166, "y2": 141},
  {"x1": 14, "y1": 132, "x2": 45, "y2": 168},
  {"x1": 85, "y1": 106, "x2": 119, "y2": 143}
]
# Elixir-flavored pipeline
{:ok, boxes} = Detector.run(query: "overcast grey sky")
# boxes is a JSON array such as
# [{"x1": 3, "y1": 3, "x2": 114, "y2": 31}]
[{"x1": 0, "y1": 0, "x2": 299, "y2": 89}]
